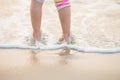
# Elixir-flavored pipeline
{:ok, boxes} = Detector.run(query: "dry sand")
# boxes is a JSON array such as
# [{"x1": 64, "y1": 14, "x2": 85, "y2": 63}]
[{"x1": 0, "y1": 0, "x2": 120, "y2": 80}]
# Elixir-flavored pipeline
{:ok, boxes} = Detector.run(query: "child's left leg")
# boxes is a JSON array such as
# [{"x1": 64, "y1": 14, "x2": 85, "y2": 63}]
[
  {"x1": 58, "y1": 7, "x2": 71, "y2": 42},
  {"x1": 54, "y1": 0, "x2": 71, "y2": 43}
]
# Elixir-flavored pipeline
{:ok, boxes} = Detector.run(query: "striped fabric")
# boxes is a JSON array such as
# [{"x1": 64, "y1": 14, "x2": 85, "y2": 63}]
[{"x1": 36, "y1": 0, "x2": 70, "y2": 10}]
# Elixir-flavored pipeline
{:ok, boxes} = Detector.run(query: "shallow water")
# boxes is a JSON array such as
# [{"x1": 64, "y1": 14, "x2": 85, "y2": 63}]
[
  {"x1": 0, "y1": 0, "x2": 120, "y2": 80},
  {"x1": 0, "y1": 0, "x2": 120, "y2": 48}
]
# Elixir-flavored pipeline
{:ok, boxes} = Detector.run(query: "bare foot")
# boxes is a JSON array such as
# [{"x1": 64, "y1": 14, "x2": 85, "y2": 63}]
[
  {"x1": 25, "y1": 34, "x2": 46, "y2": 46},
  {"x1": 58, "y1": 35, "x2": 75, "y2": 44}
]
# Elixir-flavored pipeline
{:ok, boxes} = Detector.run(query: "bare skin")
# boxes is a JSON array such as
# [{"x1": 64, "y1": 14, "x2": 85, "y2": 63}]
[
  {"x1": 58, "y1": 7, "x2": 71, "y2": 42},
  {"x1": 30, "y1": 0, "x2": 43, "y2": 41},
  {"x1": 30, "y1": 0, "x2": 71, "y2": 42}
]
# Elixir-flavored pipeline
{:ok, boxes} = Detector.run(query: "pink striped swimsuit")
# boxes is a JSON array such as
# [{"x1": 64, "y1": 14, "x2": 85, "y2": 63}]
[{"x1": 36, "y1": 0, "x2": 70, "y2": 10}]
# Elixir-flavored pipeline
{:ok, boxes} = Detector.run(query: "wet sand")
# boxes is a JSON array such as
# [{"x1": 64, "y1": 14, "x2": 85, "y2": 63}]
[
  {"x1": 0, "y1": 49, "x2": 120, "y2": 80},
  {"x1": 0, "y1": 0, "x2": 120, "y2": 80}
]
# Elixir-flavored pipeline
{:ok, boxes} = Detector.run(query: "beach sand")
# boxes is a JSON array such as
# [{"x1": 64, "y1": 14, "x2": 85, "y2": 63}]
[
  {"x1": 0, "y1": 0, "x2": 120, "y2": 80},
  {"x1": 0, "y1": 49, "x2": 120, "y2": 80}
]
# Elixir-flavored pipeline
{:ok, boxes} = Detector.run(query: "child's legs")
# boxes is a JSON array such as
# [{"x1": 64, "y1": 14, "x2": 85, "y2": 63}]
[
  {"x1": 30, "y1": 0, "x2": 44, "y2": 40},
  {"x1": 54, "y1": 0, "x2": 71, "y2": 41}
]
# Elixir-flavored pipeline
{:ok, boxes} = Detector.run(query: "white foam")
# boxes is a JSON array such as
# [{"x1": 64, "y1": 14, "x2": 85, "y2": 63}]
[
  {"x1": 0, "y1": 44, "x2": 120, "y2": 53},
  {"x1": 0, "y1": 0, "x2": 120, "y2": 50}
]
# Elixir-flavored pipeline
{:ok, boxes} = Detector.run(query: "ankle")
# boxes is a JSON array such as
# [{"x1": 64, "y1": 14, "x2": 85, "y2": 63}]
[
  {"x1": 33, "y1": 31, "x2": 41, "y2": 41},
  {"x1": 63, "y1": 33, "x2": 71, "y2": 41}
]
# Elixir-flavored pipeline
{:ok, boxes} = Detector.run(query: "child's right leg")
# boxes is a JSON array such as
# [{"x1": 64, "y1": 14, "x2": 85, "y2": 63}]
[{"x1": 30, "y1": 0, "x2": 44, "y2": 41}]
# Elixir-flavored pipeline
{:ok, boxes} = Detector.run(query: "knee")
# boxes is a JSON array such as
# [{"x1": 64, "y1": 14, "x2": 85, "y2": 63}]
[
  {"x1": 31, "y1": 0, "x2": 43, "y2": 10},
  {"x1": 54, "y1": 0, "x2": 70, "y2": 10}
]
